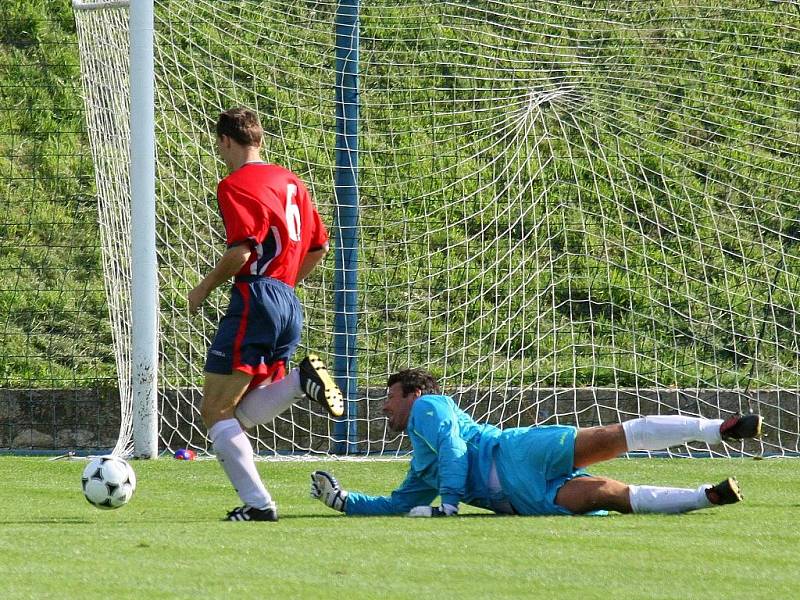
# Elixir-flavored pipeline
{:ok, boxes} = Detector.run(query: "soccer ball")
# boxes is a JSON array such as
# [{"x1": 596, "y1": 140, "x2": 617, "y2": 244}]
[{"x1": 81, "y1": 455, "x2": 137, "y2": 509}]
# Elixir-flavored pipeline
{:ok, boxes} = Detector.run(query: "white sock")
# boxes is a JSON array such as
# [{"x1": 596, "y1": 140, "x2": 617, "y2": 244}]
[
  {"x1": 622, "y1": 416, "x2": 724, "y2": 451},
  {"x1": 208, "y1": 418, "x2": 272, "y2": 510},
  {"x1": 235, "y1": 369, "x2": 302, "y2": 428},
  {"x1": 629, "y1": 484, "x2": 712, "y2": 514}
]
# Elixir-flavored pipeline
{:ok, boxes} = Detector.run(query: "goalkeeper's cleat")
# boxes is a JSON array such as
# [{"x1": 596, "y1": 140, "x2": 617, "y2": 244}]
[
  {"x1": 705, "y1": 478, "x2": 742, "y2": 506},
  {"x1": 719, "y1": 414, "x2": 763, "y2": 441},
  {"x1": 224, "y1": 503, "x2": 278, "y2": 522},
  {"x1": 299, "y1": 354, "x2": 344, "y2": 418}
]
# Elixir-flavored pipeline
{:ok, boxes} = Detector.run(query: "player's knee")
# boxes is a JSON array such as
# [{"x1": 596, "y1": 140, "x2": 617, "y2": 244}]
[
  {"x1": 573, "y1": 424, "x2": 627, "y2": 467},
  {"x1": 596, "y1": 480, "x2": 631, "y2": 513},
  {"x1": 580, "y1": 479, "x2": 631, "y2": 514},
  {"x1": 557, "y1": 477, "x2": 631, "y2": 514},
  {"x1": 199, "y1": 402, "x2": 217, "y2": 428},
  {"x1": 200, "y1": 397, "x2": 233, "y2": 428}
]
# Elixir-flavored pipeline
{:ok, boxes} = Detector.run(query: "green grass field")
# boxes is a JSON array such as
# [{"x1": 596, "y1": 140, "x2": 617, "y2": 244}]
[{"x1": 0, "y1": 456, "x2": 797, "y2": 599}]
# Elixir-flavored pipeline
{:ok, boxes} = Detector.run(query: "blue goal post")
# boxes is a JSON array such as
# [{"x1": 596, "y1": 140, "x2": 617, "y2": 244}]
[{"x1": 333, "y1": 0, "x2": 360, "y2": 454}]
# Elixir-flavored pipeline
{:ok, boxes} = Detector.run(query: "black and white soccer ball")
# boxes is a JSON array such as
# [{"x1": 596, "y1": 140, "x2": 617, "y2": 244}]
[{"x1": 81, "y1": 455, "x2": 137, "y2": 509}]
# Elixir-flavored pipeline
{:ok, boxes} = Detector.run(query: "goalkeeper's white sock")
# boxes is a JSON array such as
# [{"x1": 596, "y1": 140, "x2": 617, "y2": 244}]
[
  {"x1": 622, "y1": 415, "x2": 724, "y2": 451},
  {"x1": 629, "y1": 484, "x2": 712, "y2": 514},
  {"x1": 235, "y1": 370, "x2": 302, "y2": 428},
  {"x1": 208, "y1": 418, "x2": 272, "y2": 510}
]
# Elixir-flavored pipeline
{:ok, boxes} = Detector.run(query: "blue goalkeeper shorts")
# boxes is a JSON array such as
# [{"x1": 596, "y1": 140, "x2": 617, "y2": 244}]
[{"x1": 494, "y1": 425, "x2": 598, "y2": 516}]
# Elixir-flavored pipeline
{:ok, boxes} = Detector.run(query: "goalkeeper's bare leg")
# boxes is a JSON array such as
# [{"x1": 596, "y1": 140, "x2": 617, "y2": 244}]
[
  {"x1": 552, "y1": 414, "x2": 759, "y2": 515},
  {"x1": 554, "y1": 475, "x2": 743, "y2": 515},
  {"x1": 571, "y1": 413, "x2": 763, "y2": 468},
  {"x1": 201, "y1": 371, "x2": 277, "y2": 521}
]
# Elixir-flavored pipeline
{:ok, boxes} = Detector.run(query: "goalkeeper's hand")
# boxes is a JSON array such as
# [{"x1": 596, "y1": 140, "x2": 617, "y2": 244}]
[
  {"x1": 407, "y1": 503, "x2": 459, "y2": 517},
  {"x1": 310, "y1": 470, "x2": 348, "y2": 513}
]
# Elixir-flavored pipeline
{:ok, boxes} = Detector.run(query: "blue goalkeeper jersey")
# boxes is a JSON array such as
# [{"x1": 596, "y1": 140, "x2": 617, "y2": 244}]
[
  {"x1": 345, "y1": 394, "x2": 503, "y2": 515},
  {"x1": 344, "y1": 394, "x2": 590, "y2": 516}
]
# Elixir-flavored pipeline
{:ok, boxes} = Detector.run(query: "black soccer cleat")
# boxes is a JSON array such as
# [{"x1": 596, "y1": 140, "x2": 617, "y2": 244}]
[
  {"x1": 705, "y1": 478, "x2": 743, "y2": 506},
  {"x1": 224, "y1": 504, "x2": 278, "y2": 522},
  {"x1": 719, "y1": 413, "x2": 763, "y2": 441},
  {"x1": 299, "y1": 353, "x2": 344, "y2": 418}
]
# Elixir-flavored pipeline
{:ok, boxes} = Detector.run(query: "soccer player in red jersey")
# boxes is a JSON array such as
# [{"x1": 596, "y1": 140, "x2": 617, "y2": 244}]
[{"x1": 189, "y1": 107, "x2": 344, "y2": 521}]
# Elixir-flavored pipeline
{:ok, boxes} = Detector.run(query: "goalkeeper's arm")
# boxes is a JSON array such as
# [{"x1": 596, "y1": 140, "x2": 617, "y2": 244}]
[{"x1": 310, "y1": 469, "x2": 440, "y2": 516}]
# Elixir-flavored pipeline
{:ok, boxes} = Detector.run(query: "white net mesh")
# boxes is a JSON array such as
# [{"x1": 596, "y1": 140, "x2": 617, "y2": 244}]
[
  {"x1": 73, "y1": 1, "x2": 133, "y2": 456},
  {"x1": 75, "y1": 0, "x2": 800, "y2": 457}
]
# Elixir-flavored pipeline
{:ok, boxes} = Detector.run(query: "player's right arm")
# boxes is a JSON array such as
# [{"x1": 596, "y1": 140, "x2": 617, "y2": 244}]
[
  {"x1": 311, "y1": 468, "x2": 437, "y2": 516},
  {"x1": 407, "y1": 397, "x2": 468, "y2": 510},
  {"x1": 189, "y1": 243, "x2": 251, "y2": 313},
  {"x1": 189, "y1": 177, "x2": 261, "y2": 313}
]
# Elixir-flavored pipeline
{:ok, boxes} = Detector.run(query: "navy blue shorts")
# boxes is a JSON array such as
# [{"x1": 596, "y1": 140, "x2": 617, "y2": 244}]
[{"x1": 204, "y1": 276, "x2": 302, "y2": 380}]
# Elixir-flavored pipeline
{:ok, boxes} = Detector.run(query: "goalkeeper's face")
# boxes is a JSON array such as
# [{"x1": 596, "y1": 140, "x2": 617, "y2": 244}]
[{"x1": 383, "y1": 383, "x2": 418, "y2": 431}]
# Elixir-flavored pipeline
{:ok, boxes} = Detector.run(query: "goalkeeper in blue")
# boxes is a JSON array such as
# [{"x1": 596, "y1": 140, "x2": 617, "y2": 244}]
[{"x1": 311, "y1": 368, "x2": 762, "y2": 517}]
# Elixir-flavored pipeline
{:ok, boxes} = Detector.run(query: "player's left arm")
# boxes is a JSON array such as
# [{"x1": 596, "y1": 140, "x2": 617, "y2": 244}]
[{"x1": 189, "y1": 243, "x2": 251, "y2": 313}]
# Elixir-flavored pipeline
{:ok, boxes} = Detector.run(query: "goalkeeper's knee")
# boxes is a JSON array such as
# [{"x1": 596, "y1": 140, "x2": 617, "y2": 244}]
[{"x1": 310, "y1": 470, "x2": 348, "y2": 513}]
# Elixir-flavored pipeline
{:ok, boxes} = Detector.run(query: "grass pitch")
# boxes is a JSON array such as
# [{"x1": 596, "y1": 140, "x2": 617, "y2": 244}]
[{"x1": 0, "y1": 456, "x2": 797, "y2": 599}]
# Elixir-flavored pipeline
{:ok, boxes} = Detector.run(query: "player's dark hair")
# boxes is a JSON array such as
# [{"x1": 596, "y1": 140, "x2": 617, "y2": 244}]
[
  {"x1": 387, "y1": 368, "x2": 440, "y2": 396},
  {"x1": 216, "y1": 107, "x2": 263, "y2": 147}
]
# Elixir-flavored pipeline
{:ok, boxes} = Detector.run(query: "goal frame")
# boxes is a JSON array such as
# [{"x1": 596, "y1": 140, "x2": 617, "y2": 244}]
[
  {"x1": 74, "y1": 0, "x2": 159, "y2": 458},
  {"x1": 75, "y1": 0, "x2": 365, "y2": 457},
  {"x1": 72, "y1": 0, "x2": 799, "y2": 458},
  {"x1": 128, "y1": 0, "x2": 159, "y2": 458}
]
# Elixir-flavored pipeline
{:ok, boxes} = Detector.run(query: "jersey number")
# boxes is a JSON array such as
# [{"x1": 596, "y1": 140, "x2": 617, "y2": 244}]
[{"x1": 286, "y1": 184, "x2": 302, "y2": 242}]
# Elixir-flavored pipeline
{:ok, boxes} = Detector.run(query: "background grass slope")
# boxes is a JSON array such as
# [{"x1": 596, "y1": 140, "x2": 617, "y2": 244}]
[
  {"x1": 2, "y1": 1, "x2": 799, "y2": 397},
  {"x1": 0, "y1": 1, "x2": 113, "y2": 388}
]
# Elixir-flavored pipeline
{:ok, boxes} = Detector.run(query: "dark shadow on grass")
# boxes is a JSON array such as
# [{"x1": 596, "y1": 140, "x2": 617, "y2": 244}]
[
  {"x1": 0, "y1": 513, "x2": 534, "y2": 525},
  {"x1": 0, "y1": 517, "x2": 96, "y2": 525},
  {"x1": 0, "y1": 516, "x2": 216, "y2": 525},
  {"x1": 266, "y1": 513, "x2": 349, "y2": 520},
  {"x1": 275, "y1": 512, "x2": 503, "y2": 520}
]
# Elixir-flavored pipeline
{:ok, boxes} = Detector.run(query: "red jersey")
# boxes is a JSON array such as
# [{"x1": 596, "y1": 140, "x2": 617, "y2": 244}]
[{"x1": 216, "y1": 162, "x2": 329, "y2": 286}]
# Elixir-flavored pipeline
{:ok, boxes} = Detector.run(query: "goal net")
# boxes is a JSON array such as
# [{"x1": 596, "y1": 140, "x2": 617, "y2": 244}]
[{"x1": 74, "y1": 0, "x2": 800, "y2": 458}]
